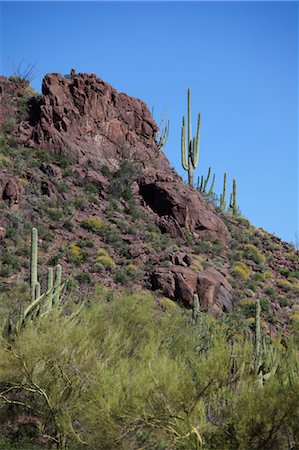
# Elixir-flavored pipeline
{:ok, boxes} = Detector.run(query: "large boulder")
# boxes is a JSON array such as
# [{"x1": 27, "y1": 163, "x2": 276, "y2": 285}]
[
  {"x1": 152, "y1": 265, "x2": 233, "y2": 316},
  {"x1": 138, "y1": 171, "x2": 231, "y2": 243},
  {"x1": 18, "y1": 73, "x2": 167, "y2": 171}
]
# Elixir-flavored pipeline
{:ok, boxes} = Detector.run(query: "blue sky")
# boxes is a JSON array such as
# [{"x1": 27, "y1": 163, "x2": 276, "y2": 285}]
[{"x1": 0, "y1": 1, "x2": 298, "y2": 243}]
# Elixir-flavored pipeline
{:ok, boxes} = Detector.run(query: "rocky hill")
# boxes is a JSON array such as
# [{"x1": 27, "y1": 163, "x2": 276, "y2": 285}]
[{"x1": 0, "y1": 72, "x2": 298, "y2": 335}]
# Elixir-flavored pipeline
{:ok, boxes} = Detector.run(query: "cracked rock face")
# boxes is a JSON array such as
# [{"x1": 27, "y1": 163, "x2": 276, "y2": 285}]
[
  {"x1": 152, "y1": 266, "x2": 233, "y2": 316},
  {"x1": 16, "y1": 72, "x2": 231, "y2": 245},
  {"x1": 19, "y1": 73, "x2": 166, "y2": 170}
]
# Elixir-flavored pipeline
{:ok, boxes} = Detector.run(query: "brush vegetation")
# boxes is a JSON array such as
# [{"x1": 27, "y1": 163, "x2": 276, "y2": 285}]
[{"x1": 0, "y1": 290, "x2": 298, "y2": 450}]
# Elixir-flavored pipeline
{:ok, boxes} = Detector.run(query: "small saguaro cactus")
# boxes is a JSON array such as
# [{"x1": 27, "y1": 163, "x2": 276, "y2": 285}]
[
  {"x1": 31, "y1": 227, "x2": 38, "y2": 300},
  {"x1": 197, "y1": 167, "x2": 215, "y2": 196},
  {"x1": 10, "y1": 228, "x2": 66, "y2": 336},
  {"x1": 192, "y1": 293, "x2": 200, "y2": 324},
  {"x1": 255, "y1": 298, "x2": 261, "y2": 370},
  {"x1": 219, "y1": 173, "x2": 227, "y2": 212},
  {"x1": 229, "y1": 178, "x2": 238, "y2": 217},
  {"x1": 181, "y1": 88, "x2": 201, "y2": 187}
]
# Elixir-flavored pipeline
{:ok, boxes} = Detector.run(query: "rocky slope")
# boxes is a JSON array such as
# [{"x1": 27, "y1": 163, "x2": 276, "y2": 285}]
[{"x1": 0, "y1": 72, "x2": 298, "y2": 334}]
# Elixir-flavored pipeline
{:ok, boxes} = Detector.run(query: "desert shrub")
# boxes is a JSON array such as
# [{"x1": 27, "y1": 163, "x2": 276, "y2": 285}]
[
  {"x1": 278, "y1": 295, "x2": 291, "y2": 307},
  {"x1": 265, "y1": 286, "x2": 276, "y2": 298},
  {"x1": 63, "y1": 219, "x2": 74, "y2": 231},
  {"x1": 100, "y1": 164, "x2": 112, "y2": 177},
  {"x1": 109, "y1": 158, "x2": 141, "y2": 200},
  {"x1": 0, "y1": 292, "x2": 298, "y2": 450},
  {"x1": 277, "y1": 279, "x2": 294, "y2": 292},
  {"x1": 243, "y1": 244, "x2": 266, "y2": 266},
  {"x1": 238, "y1": 299, "x2": 256, "y2": 318},
  {"x1": 259, "y1": 297, "x2": 270, "y2": 312},
  {"x1": 94, "y1": 249, "x2": 115, "y2": 271},
  {"x1": 67, "y1": 244, "x2": 88, "y2": 265},
  {"x1": 279, "y1": 267, "x2": 290, "y2": 277},
  {"x1": 251, "y1": 272, "x2": 266, "y2": 283},
  {"x1": 72, "y1": 197, "x2": 86, "y2": 209},
  {"x1": 46, "y1": 207, "x2": 63, "y2": 221},
  {"x1": 81, "y1": 217, "x2": 102, "y2": 233},
  {"x1": 75, "y1": 272, "x2": 92, "y2": 284},
  {"x1": 77, "y1": 239, "x2": 94, "y2": 248},
  {"x1": 232, "y1": 262, "x2": 251, "y2": 279}
]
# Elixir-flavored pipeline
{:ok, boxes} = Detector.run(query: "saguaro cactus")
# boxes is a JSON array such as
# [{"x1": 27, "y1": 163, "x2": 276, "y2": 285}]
[
  {"x1": 197, "y1": 167, "x2": 215, "y2": 195},
  {"x1": 192, "y1": 293, "x2": 200, "y2": 324},
  {"x1": 255, "y1": 298, "x2": 261, "y2": 369},
  {"x1": 31, "y1": 227, "x2": 38, "y2": 300},
  {"x1": 220, "y1": 173, "x2": 227, "y2": 212},
  {"x1": 181, "y1": 88, "x2": 201, "y2": 187},
  {"x1": 232, "y1": 179, "x2": 238, "y2": 216},
  {"x1": 229, "y1": 179, "x2": 238, "y2": 217}
]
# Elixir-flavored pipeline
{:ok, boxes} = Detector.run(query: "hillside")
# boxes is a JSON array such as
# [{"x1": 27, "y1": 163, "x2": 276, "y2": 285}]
[
  {"x1": 0, "y1": 72, "x2": 298, "y2": 450},
  {"x1": 0, "y1": 72, "x2": 298, "y2": 334}
]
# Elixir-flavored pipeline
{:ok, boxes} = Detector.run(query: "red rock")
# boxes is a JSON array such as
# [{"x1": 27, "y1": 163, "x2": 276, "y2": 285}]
[
  {"x1": 152, "y1": 265, "x2": 233, "y2": 315},
  {"x1": 1, "y1": 177, "x2": 22, "y2": 208},
  {"x1": 139, "y1": 172, "x2": 231, "y2": 243}
]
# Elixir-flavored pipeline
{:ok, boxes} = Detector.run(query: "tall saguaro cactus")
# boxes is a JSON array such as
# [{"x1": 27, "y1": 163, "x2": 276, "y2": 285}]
[
  {"x1": 220, "y1": 173, "x2": 227, "y2": 212},
  {"x1": 232, "y1": 179, "x2": 238, "y2": 216},
  {"x1": 181, "y1": 88, "x2": 201, "y2": 187},
  {"x1": 255, "y1": 298, "x2": 261, "y2": 370},
  {"x1": 31, "y1": 227, "x2": 38, "y2": 300}
]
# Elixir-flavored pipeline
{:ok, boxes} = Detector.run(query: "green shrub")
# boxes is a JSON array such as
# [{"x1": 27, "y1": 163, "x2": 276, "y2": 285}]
[
  {"x1": 75, "y1": 272, "x2": 92, "y2": 284},
  {"x1": 232, "y1": 262, "x2": 251, "y2": 279},
  {"x1": 67, "y1": 244, "x2": 88, "y2": 265},
  {"x1": 46, "y1": 207, "x2": 63, "y2": 221},
  {"x1": 259, "y1": 297, "x2": 270, "y2": 312},
  {"x1": 0, "y1": 293, "x2": 297, "y2": 450},
  {"x1": 243, "y1": 244, "x2": 266, "y2": 266},
  {"x1": 94, "y1": 249, "x2": 115, "y2": 271},
  {"x1": 81, "y1": 217, "x2": 102, "y2": 233}
]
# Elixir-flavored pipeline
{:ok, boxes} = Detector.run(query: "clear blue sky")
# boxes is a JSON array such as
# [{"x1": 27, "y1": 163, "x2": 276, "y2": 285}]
[{"x1": 0, "y1": 1, "x2": 298, "y2": 243}]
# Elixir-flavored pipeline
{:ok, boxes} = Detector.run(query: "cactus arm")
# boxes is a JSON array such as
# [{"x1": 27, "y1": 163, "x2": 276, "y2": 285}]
[
  {"x1": 208, "y1": 173, "x2": 215, "y2": 195},
  {"x1": 47, "y1": 268, "x2": 54, "y2": 293},
  {"x1": 53, "y1": 264, "x2": 63, "y2": 306},
  {"x1": 191, "y1": 113, "x2": 200, "y2": 168},
  {"x1": 187, "y1": 88, "x2": 192, "y2": 147},
  {"x1": 181, "y1": 116, "x2": 189, "y2": 171},
  {"x1": 203, "y1": 167, "x2": 211, "y2": 193},
  {"x1": 35, "y1": 282, "x2": 41, "y2": 300}
]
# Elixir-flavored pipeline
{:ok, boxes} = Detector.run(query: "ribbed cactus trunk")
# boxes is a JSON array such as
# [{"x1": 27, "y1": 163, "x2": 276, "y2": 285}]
[
  {"x1": 220, "y1": 173, "x2": 227, "y2": 211},
  {"x1": 192, "y1": 293, "x2": 200, "y2": 324},
  {"x1": 31, "y1": 227, "x2": 38, "y2": 300},
  {"x1": 233, "y1": 179, "x2": 238, "y2": 216},
  {"x1": 255, "y1": 299, "x2": 261, "y2": 370}
]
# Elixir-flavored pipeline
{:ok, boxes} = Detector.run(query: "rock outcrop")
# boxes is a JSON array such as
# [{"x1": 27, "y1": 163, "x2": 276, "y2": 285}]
[
  {"x1": 15, "y1": 72, "x2": 231, "y2": 244},
  {"x1": 138, "y1": 171, "x2": 231, "y2": 243},
  {"x1": 153, "y1": 265, "x2": 233, "y2": 316}
]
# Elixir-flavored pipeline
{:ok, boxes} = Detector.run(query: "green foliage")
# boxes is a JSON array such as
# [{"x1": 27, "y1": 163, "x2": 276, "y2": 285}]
[
  {"x1": 109, "y1": 158, "x2": 141, "y2": 200},
  {"x1": 232, "y1": 262, "x2": 251, "y2": 279},
  {"x1": 75, "y1": 272, "x2": 92, "y2": 284},
  {"x1": 0, "y1": 292, "x2": 298, "y2": 450},
  {"x1": 67, "y1": 243, "x2": 88, "y2": 265},
  {"x1": 94, "y1": 249, "x2": 115, "y2": 271},
  {"x1": 242, "y1": 244, "x2": 266, "y2": 266},
  {"x1": 81, "y1": 216, "x2": 102, "y2": 233}
]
